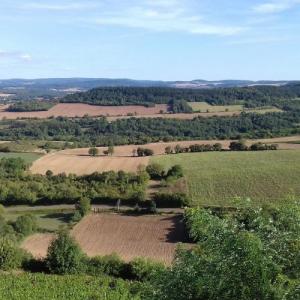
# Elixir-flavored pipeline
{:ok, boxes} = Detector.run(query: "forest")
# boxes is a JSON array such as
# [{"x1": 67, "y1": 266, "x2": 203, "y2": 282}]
[
  {"x1": 0, "y1": 109, "x2": 299, "y2": 146},
  {"x1": 61, "y1": 83, "x2": 300, "y2": 108},
  {"x1": 6, "y1": 101, "x2": 55, "y2": 112}
]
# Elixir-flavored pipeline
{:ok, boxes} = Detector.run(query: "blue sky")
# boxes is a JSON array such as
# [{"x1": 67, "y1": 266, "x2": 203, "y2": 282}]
[{"x1": 0, "y1": 0, "x2": 299, "y2": 80}]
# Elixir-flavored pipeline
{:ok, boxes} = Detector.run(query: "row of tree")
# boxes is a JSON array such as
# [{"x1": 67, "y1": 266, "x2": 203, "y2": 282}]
[{"x1": 0, "y1": 109, "x2": 299, "y2": 145}]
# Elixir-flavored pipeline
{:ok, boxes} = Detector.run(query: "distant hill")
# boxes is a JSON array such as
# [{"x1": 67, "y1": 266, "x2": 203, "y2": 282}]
[{"x1": 0, "y1": 78, "x2": 298, "y2": 101}]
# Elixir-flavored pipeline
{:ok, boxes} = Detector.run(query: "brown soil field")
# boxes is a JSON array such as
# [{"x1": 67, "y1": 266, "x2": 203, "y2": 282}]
[
  {"x1": 0, "y1": 103, "x2": 168, "y2": 120},
  {"x1": 22, "y1": 213, "x2": 188, "y2": 264},
  {"x1": 30, "y1": 136, "x2": 300, "y2": 175},
  {"x1": 30, "y1": 154, "x2": 149, "y2": 175},
  {"x1": 22, "y1": 233, "x2": 55, "y2": 258}
]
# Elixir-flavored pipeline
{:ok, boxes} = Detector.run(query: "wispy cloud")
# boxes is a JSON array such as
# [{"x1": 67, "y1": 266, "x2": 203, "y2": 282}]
[
  {"x1": 253, "y1": 0, "x2": 300, "y2": 14},
  {"x1": 94, "y1": 4, "x2": 244, "y2": 36},
  {"x1": 21, "y1": 2, "x2": 100, "y2": 11},
  {"x1": 0, "y1": 51, "x2": 32, "y2": 62}
]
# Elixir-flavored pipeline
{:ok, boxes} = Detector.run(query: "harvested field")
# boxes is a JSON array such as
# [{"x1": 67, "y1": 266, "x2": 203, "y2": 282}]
[
  {"x1": 0, "y1": 102, "x2": 281, "y2": 121},
  {"x1": 30, "y1": 153, "x2": 149, "y2": 175},
  {"x1": 22, "y1": 213, "x2": 188, "y2": 264},
  {"x1": 30, "y1": 136, "x2": 300, "y2": 175},
  {"x1": 0, "y1": 103, "x2": 168, "y2": 120}
]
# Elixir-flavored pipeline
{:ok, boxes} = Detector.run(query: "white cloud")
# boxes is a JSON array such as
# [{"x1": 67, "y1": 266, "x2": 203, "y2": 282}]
[
  {"x1": 253, "y1": 0, "x2": 300, "y2": 14},
  {"x1": 0, "y1": 51, "x2": 32, "y2": 62},
  {"x1": 94, "y1": 4, "x2": 244, "y2": 36}
]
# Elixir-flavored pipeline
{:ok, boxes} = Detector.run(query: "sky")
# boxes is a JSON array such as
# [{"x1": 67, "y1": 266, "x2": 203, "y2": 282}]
[{"x1": 0, "y1": 0, "x2": 299, "y2": 80}]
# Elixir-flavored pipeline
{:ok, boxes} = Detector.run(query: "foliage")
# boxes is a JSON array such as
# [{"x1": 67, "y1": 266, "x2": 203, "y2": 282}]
[
  {"x1": 137, "y1": 147, "x2": 154, "y2": 157},
  {"x1": 46, "y1": 229, "x2": 85, "y2": 274},
  {"x1": 167, "y1": 165, "x2": 183, "y2": 179},
  {"x1": 152, "y1": 192, "x2": 189, "y2": 208},
  {"x1": 0, "y1": 237, "x2": 23, "y2": 270},
  {"x1": 146, "y1": 163, "x2": 165, "y2": 179},
  {"x1": 0, "y1": 273, "x2": 142, "y2": 300},
  {"x1": 0, "y1": 109, "x2": 299, "y2": 145},
  {"x1": 14, "y1": 214, "x2": 38, "y2": 236},
  {"x1": 130, "y1": 257, "x2": 165, "y2": 281},
  {"x1": 88, "y1": 147, "x2": 98, "y2": 156},
  {"x1": 0, "y1": 159, "x2": 148, "y2": 206},
  {"x1": 7, "y1": 101, "x2": 55, "y2": 112}
]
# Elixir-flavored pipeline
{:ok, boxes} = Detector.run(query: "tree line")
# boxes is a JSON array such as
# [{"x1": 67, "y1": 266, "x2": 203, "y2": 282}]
[
  {"x1": 61, "y1": 84, "x2": 300, "y2": 108},
  {"x1": 0, "y1": 109, "x2": 299, "y2": 145}
]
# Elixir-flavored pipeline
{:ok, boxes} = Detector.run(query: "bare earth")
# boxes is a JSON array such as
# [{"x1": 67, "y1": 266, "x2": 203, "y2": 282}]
[
  {"x1": 0, "y1": 103, "x2": 168, "y2": 120},
  {"x1": 22, "y1": 213, "x2": 188, "y2": 264},
  {"x1": 30, "y1": 136, "x2": 300, "y2": 175}
]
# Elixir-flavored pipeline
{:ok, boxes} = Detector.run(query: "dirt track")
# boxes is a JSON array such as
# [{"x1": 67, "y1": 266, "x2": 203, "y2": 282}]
[{"x1": 22, "y1": 213, "x2": 188, "y2": 264}]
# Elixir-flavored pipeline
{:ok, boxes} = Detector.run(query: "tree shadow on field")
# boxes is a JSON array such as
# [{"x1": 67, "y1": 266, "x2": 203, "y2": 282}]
[
  {"x1": 161, "y1": 214, "x2": 190, "y2": 243},
  {"x1": 41, "y1": 212, "x2": 73, "y2": 224}
]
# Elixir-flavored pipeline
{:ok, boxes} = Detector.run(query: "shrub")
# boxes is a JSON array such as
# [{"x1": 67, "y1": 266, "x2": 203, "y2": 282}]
[
  {"x1": 146, "y1": 163, "x2": 165, "y2": 180},
  {"x1": 88, "y1": 147, "x2": 98, "y2": 157},
  {"x1": 152, "y1": 192, "x2": 189, "y2": 208},
  {"x1": 167, "y1": 165, "x2": 183, "y2": 179},
  {"x1": 130, "y1": 257, "x2": 165, "y2": 281},
  {"x1": 0, "y1": 237, "x2": 23, "y2": 270},
  {"x1": 46, "y1": 229, "x2": 84, "y2": 274},
  {"x1": 87, "y1": 254, "x2": 127, "y2": 277},
  {"x1": 76, "y1": 197, "x2": 91, "y2": 217},
  {"x1": 14, "y1": 214, "x2": 38, "y2": 236},
  {"x1": 229, "y1": 140, "x2": 248, "y2": 151}
]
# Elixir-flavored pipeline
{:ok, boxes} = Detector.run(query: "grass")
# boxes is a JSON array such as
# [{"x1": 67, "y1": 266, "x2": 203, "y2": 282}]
[
  {"x1": 152, "y1": 150, "x2": 300, "y2": 207},
  {"x1": 4, "y1": 206, "x2": 75, "y2": 232},
  {"x1": 188, "y1": 102, "x2": 243, "y2": 113},
  {"x1": 188, "y1": 102, "x2": 282, "y2": 114},
  {"x1": 0, "y1": 152, "x2": 42, "y2": 164}
]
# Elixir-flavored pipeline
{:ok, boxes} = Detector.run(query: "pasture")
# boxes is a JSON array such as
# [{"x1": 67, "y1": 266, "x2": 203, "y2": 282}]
[
  {"x1": 22, "y1": 213, "x2": 188, "y2": 264},
  {"x1": 151, "y1": 150, "x2": 300, "y2": 206}
]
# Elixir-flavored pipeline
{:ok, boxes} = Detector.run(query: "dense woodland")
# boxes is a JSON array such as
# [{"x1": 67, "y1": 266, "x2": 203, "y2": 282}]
[
  {"x1": 61, "y1": 84, "x2": 300, "y2": 108},
  {"x1": 0, "y1": 109, "x2": 299, "y2": 146}
]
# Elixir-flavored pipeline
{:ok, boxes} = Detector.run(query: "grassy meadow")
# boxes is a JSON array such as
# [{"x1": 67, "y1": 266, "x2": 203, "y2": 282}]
[
  {"x1": 0, "y1": 152, "x2": 42, "y2": 164},
  {"x1": 188, "y1": 102, "x2": 243, "y2": 113},
  {"x1": 152, "y1": 150, "x2": 300, "y2": 206}
]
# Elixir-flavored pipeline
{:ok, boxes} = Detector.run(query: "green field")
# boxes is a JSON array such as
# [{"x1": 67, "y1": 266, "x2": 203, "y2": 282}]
[
  {"x1": 0, "y1": 152, "x2": 42, "y2": 164},
  {"x1": 188, "y1": 102, "x2": 243, "y2": 113},
  {"x1": 188, "y1": 102, "x2": 282, "y2": 114},
  {"x1": 4, "y1": 206, "x2": 75, "y2": 232},
  {"x1": 152, "y1": 150, "x2": 300, "y2": 206}
]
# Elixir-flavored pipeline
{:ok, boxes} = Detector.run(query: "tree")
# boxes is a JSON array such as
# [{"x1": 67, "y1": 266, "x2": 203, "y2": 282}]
[
  {"x1": 132, "y1": 149, "x2": 137, "y2": 157},
  {"x1": 14, "y1": 214, "x2": 37, "y2": 236},
  {"x1": 88, "y1": 147, "x2": 98, "y2": 157},
  {"x1": 76, "y1": 197, "x2": 91, "y2": 217},
  {"x1": 167, "y1": 165, "x2": 183, "y2": 179},
  {"x1": 229, "y1": 140, "x2": 248, "y2": 151},
  {"x1": 174, "y1": 144, "x2": 183, "y2": 154},
  {"x1": 46, "y1": 229, "x2": 84, "y2": 274},
  {"x1": 45, "y1": 170, "x2": 53, "y2": 177},
  {"x1": 108, "y1": 145, "x2": 114, "y2": 156},
  {"x1": 146, "y1": 163, "x2": 165, "y2": 180}
]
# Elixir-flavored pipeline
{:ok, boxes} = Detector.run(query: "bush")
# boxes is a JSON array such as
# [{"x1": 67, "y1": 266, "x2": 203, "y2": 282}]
[
  {"x1": 229, "y1": 140, "x2": 248, "y2": 151},
  {"x1": 152, "y1": 192, "x2": 189, "y2": 208},
  {"x1": 146, "y1": 163, "x2": 165, "y2": 180},
  {"x1": 130, "y1": 257, "x2": 165, "y2": 281},
  {"x1": 76, "y1": 197, "x2": 91, "y2": 217},
  {"x1": 0, "y1": 237, "x2": 23, "y2": 270},
  {"x1": 88, "y1": 147, "x2": 99, "y2": 156},
  {"x1": 14, "y1": 214, "x2": 37, "y2": 236},
  {"x1": 167, "y1": 165, "x2": 183, "y2": 179},
  {"x1": 46, "y1": 229, "x2": 84, "y2": 274},
  {"x1": 87, "y1": 254, "x2": 127, "y2": 277}
]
